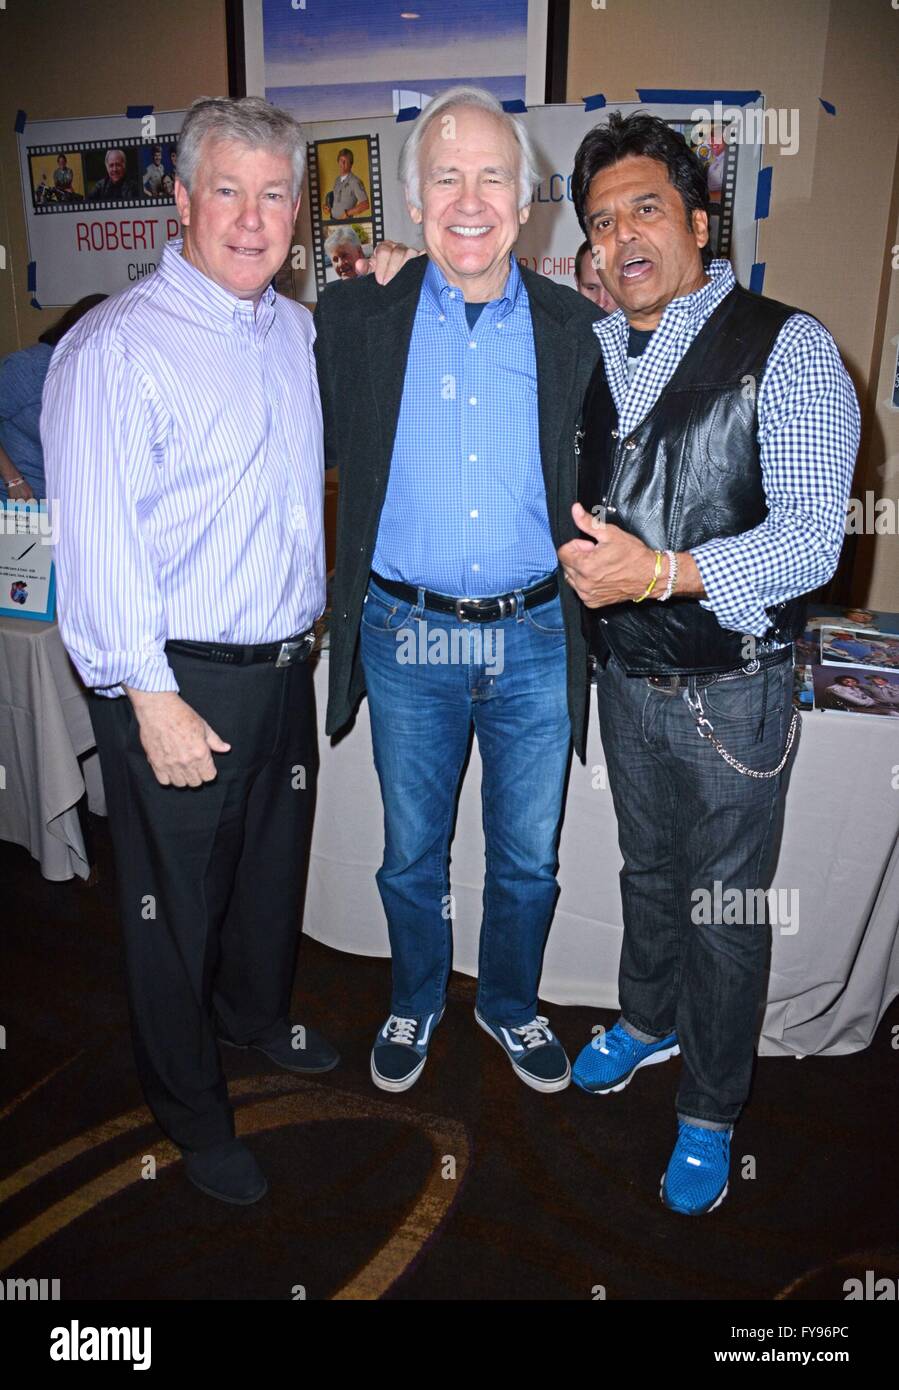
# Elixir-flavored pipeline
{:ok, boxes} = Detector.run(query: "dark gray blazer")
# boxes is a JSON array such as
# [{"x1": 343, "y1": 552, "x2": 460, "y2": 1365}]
[{"x1": 313, "y1": 255, "x2": 604, "y2": 759}]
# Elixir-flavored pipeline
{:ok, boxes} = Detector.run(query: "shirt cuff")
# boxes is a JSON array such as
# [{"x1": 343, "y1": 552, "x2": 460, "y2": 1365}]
[
  {"x1": 690, "y1": 542, "x2": 773, "y2": 638},
  {"x1": 120, "y1": 650, "x2": 180, "y2": 696}
]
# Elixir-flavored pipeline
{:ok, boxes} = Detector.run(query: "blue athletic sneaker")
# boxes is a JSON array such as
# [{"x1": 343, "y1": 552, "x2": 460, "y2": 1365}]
[
  {"x1": 371, "y1": 1009, "x2": 444, "y2": 1093},
  {"x1": 572, "y1": 1021, "x2": 679, "y2": 1094},
  {"x1": 474, "y1": 1010, "x2": 571, "y2": 1092},
  {"x1": 661, "y1": 1122, "x2": 732, "y2": 1215}
]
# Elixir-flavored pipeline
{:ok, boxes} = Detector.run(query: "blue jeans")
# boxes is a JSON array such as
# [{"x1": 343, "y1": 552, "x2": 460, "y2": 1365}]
[
  {"x1": 359, "y1": 577, "x2": 571, "y2": 1027},
  {"x1": 595, "y1": 653, "x2": 795, "y2": 1127}
]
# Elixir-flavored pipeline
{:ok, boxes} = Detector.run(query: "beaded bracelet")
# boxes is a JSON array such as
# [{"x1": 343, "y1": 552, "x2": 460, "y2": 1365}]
[{"x1": 658, "y1": 549, "x2": 679, "y2": 602}]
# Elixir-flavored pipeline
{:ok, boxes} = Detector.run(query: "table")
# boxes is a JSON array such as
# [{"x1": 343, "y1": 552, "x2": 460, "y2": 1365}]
[
  {"x1": 304, "y1": 652, "x2": 899, "y2": 1057},
  {"x1": 0, "y1": 616, "x2": 105, "y2": 880}
]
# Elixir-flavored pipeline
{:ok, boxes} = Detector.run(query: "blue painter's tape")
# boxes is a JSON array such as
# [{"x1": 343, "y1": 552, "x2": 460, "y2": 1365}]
[
  {"x1": 502, "y1": 99, "x2": 527, "y2": 114},
  {"x1": 14, "y1": 110, "x2": 27, "y2": 133},
  {"x1": 396, "y1": 106, "x2": 420, "y2": 123},
  {"x1": 27, "y1": 262, "x2": 36, "y2": 292},
  {"x1": 755, "y1": 166, "x2": 772, "y2": 220},
  {"x1": 126, "y1": 104, "x2": 155, "y2": 119},
  {"x1": 30, "y1": 297, "x2": 42, "y2": 311},
  {"x1": 636, "y1": 89, "x2": 760, "y2": 107},
  {"x1": 749, "y1": 262, "x2": 766, "y2": 294},
  {"x1": 819, "y1": 97, "x2": 836, "y2": 115},
  {"x1": 583, "y1": 93, "x2": 606, "y2": 112}
]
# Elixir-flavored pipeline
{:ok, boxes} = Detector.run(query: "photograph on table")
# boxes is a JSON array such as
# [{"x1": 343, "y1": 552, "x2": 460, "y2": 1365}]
[
  {"x1": 812, "y1": 664, "x2": 899, "y2": 716},
  {"x1": 29, "y1": 149, "x2": 86, "y2": 206},
  {"x1": 307, "y1": 134, "x2": 384, "y2": 292},
  {"x1": 820, "y1": 626, "x2": 899, "y2": 672},
  {"x1": 804, "y1": 602, "x2": 899, "y2": 634}
]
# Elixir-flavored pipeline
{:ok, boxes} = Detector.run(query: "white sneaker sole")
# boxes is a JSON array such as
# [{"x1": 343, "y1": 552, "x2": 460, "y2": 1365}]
[
  {"x1": 474, "y1": 1010, "x2": 571, "y2": 1093},
  {"x1": 584, "y1": 1043, "x2": 680, "y2": 1094},
  {"x1": 370, "y1": 1051, "x2": 427, "y2": 1093},
  {"x1": 660, "y1": 1174, "x2": 729, "y2": 1216}
]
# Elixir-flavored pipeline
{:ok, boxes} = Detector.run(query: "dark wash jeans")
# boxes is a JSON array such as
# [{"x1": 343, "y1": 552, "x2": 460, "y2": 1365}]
[
  {"x1": 595, "y1": 652, "x2": 795, "y2": 1127},
  {"x1": 359, "y1": 576, "x2": 571, "y2": 1027}
]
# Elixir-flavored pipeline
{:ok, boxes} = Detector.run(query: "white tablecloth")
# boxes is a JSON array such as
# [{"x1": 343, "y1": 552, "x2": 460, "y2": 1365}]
[
  {"x1": 0, "y1": 616, "x2": 105, "y2": 880},
  {"x1": 305, "y1": 652, "x2": 899, "y2": 1057}
]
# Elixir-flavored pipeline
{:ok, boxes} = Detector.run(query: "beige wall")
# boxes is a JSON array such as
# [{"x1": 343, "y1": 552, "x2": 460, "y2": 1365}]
[
  {"x1": 568, "y1": 0, "x2": 899, "y2": 608},
  {"x1": 0, "y1": 0, "x2": 229, "y2": 357}
]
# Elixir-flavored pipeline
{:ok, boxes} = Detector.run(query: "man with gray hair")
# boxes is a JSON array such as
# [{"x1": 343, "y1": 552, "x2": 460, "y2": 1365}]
[
  {"x1": 315, "y1": 86, "x2": 605, "y2": 1095},
  {"x1": 43, "y1": 96, "x2": 338, "y2": 1206},
  {"x1": 325, "y1": 225, "x2": 364, "y2": 280}
]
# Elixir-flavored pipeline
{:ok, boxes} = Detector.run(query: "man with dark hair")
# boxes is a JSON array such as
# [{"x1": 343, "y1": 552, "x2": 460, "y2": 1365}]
[
  {"x1": 559, "y1": 112, "x2": 859, "y2": 1215},
  {"x1": 328, "y1": 147, "x2": 369, "y2": 220},
  {"x1": 574, "y1": 239, "x2": 617, "y2": 312}
]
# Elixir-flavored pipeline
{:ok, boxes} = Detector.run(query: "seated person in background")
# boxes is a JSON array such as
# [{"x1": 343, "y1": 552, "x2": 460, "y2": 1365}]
[
  {"x1": 0, "y1": 293, "x2": 107, "y2": 503},
  {"x1": 574, "y1": 238, "x2": 618, "y2": 313},
  {"x1": 325, "y1": 226, "x2": 364, "y2": 280}
]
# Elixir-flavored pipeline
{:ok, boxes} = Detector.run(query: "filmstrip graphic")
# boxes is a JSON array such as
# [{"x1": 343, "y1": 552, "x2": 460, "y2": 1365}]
[
  {"x1": 28, "y1": 135, "x2": 179, "y2": 213},
  {"x1": 670, "y1": 118, "x2": 739, "y2": 259},
  {"x1": 307, "y1": 134, "x2": 385, "y2": 293}
]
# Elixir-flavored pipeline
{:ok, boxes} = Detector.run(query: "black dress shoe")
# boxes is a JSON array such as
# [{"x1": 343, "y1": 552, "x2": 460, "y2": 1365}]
[
  {"x1": 219, "y1": 1023, "x2": 340, "y2": 1074},
  {"x1": 181, "y1": 1138, "x2": 268, "y2": 1205}
]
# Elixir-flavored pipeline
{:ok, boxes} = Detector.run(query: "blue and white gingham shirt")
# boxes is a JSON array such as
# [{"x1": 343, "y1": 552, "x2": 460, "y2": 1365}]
[
  {"x1": 372, "y1": 254, "x2": 558, "y2": 596},
  {"x1": 42, "y1": 238, "x2": 326, "y2": 696},
  {"x1": 593, "y1": 259, "x2": 860, "y2": 636}
]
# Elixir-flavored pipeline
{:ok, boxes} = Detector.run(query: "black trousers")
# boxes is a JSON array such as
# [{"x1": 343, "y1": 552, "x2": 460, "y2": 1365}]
[{"x1": 89, "y1": 651, "x2": 319, "y2": 1150}]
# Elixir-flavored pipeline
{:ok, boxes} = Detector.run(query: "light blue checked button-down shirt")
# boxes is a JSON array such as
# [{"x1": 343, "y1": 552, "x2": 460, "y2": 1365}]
[
  {"x1": 372, "y1": 254, "x2": 558, "y2": 597},
  {"x1": 592, "y1": 259, "x2": 860, "y2": 637}
]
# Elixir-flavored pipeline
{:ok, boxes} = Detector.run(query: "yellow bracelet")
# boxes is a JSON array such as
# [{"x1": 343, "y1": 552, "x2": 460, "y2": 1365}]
[{"x1": 633, "y1": 549, "x2": 663, "y2": 603}]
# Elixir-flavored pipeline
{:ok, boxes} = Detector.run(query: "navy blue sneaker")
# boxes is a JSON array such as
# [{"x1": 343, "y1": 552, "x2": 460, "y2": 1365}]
[
  {"x1": 371, "y1": 1009, "x2": 444, "y2": 1092},
  {"x1": 661, "y1": 1122, "x2": 732, "y2": 1215},
  {"x1": 474, "y1": 1010, "x2": 570, "y2": 1092},
  {"x1": 572, "y1": 1021, "x2": 679, "y2": 1094}
]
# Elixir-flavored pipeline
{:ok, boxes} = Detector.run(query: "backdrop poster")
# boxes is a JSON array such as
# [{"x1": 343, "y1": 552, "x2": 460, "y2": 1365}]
[
  {"x1": 293, "y1": 99, "x2": 763, "y2": 302},
  {"x1": 17, "y1": 111, "x2": 187, "y2": 307}
]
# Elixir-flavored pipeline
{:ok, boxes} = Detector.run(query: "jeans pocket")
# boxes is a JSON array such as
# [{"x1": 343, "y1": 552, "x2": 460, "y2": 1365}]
[
  {"x1": 360, "y1": 583, "x2": 415, "y2": 632},
  {"x1": 523, "y1": 595, "x2": 566, "y2": 636}
]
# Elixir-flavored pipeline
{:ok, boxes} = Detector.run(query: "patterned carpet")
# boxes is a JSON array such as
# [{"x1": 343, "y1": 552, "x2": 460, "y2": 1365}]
[{"x1": 2, "y1": 816, "x2": 897, "y2": 1302}]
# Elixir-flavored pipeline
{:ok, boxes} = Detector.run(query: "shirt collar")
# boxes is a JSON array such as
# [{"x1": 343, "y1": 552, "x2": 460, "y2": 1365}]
[
  {"x1": 422, "y1": 252, "x2": 523, "y2": 318},
  {"x1": 158, "y1": 237, "x2": 277, "y2": 337},
  {"x1": 592, "y1": 258, "x2": 736, "y2": 350}
]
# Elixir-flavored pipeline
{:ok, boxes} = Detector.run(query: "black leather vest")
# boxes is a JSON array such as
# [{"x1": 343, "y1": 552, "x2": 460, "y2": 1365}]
[{"x1": 577, "y1": 284, "x2": 808, "y2": 675}]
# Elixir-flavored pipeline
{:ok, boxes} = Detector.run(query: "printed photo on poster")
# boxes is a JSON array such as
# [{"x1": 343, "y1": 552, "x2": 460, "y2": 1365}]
[
  {"x1": 30, "y1": 150, "x2": 86, "y2": 206},
  {"x1": 308, "y1": 134, "x2": 384, "y2": 292}
]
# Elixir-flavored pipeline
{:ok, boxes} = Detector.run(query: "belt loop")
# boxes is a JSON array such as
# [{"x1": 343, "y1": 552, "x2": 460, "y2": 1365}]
[
  {"x1": 415, "y1": 585, "x2": 426, "y2": 621},
  {"x1": 756, "y1": 662, "x2": 768, "y2": 742},
  {"x1": 514, "y1": 586, "x2": 525, "y2": 622}
]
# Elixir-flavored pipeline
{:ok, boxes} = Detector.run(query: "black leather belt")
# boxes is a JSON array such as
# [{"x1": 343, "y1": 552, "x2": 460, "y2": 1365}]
[
  {"x1": 371, "y1": 571, "x2": 558, "y2": 623},
  {"x1": 645, "y1": 646, "x2": 791, "y2": 693},
  {"x1": 165, "y1": 627, "x2": 316, "y2": 667}
]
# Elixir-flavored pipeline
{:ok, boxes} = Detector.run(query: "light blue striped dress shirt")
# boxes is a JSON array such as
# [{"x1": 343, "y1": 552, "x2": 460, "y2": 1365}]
[
  {"x1": 371, "y1": 254, "x2": 558, "y2": 597},
  {"x1": 42, "y1": 238, "x2": 326, "y2": 697}
]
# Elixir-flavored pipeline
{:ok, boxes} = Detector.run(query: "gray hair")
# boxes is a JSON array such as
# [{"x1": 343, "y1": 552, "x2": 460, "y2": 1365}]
[
  {"x1": 177, "y1": 96, "x2": 306, "y2": 201},
  {"x1": 324, "y1": 226, "x2": 362, "y2": 257},
  {"x1": 399, "y1": 85, "x2": 538, "y2": 210}
]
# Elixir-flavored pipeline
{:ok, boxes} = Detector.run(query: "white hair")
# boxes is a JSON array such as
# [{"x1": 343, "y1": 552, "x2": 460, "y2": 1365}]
[
  {"x1": 177, "y1": 96, "x2": 306, "y2": 201},
  {"x1": 399, "y1": 85, "x2": 538, "y2": 210},
  {"x1": 324, "y1": 226, "x2": 362, "y2": 256}
]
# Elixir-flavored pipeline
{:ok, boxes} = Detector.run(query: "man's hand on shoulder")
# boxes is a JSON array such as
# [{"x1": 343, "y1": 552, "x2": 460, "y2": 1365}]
[
  {"x1": 124, "y1": 688, "x2": 231, "y2": 787},
  {"x1": 356, "y1": 240, "x2": 423, "y2": 283}
]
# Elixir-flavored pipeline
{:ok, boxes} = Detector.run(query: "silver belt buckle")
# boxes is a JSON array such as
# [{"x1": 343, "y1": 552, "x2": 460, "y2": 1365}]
[
  {"x1": 275, "y1": 635, "x2": 310, "y2": 668},
  {"x1": 454, "y1": 597, "x2": 473, "y2": 622}
]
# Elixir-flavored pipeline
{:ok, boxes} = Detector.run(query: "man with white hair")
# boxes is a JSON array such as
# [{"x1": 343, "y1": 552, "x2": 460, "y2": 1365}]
[
  {"x1": 325, "y1": 225, "x2": 364, "y2": 280},
  {"x1": 43, "y1": 96, "x2": 338, "y2": 1206},
  {"x1": 315, "y1": 87, "x2": 605, "y2": 1095},
  {"x1": 87, "y1": 147, "x2": 139, "y2": 201}
]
